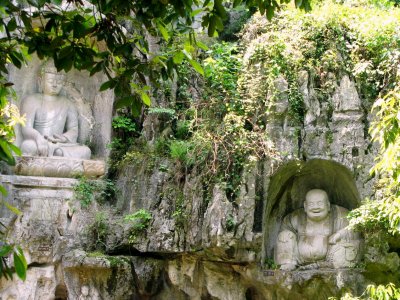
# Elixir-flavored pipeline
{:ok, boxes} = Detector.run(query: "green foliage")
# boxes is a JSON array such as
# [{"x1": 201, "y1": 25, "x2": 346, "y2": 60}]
[
  {"x1": 87, "y1": 211, "x2": 109, "y2": 251},
  {"x1": 225, "y1": 214, "x2": 236, "y2": 232},
  {"x1": 154, "y1": 137, "x2": 171, "y2": 157},
  {"x1": 330, "y1": 283, "x2": 400, "y2": 300},
  {"x1": 73, "y1": 177, "x2": 97, "y2": 208},
  {"x1": 0, "y1": 0, "x2": 310, "y2": 122},
  {"x1": 264, "y1": 257, "x2": 278, "y2": 269},
  {"x1": 124, "y1": 209, "x2": 152, "y2": 243},
  {"x1": 108, "y1": 112, "x2": 139, "y2": 170},
  {"x1": 179, "y1": 41, "x2": 276, "y2": 201},
  {"x1": 73, "y1": 178, "x2": 117, "y2": 208},
  {"x1": 174, "y1": 120, "x2": 191, "y2": 140},
  {"x1": 219, "y1": 5, "x2": 254, "y2": 41},
  {"x1": 169, "y1": 140, "x2": 192, "y2": 164},
  {"x1": 0, "y1": 244, "x2": 27, "y2": 281},
  {"x1": 112, "y1": 116, "x2": 137, "y2": 133},
  {"x1": 172, "y1": 193, "x2": 187, "y2": 230},
  {"x1": 349, "y1": 88, "x2": 400, "y2": 235},
  {"x1": 148, "y1": 107, "x2": 177, "y2": 118},
  {"x1": 0, "y1": 99, "x2": 24, "y2": 166}
]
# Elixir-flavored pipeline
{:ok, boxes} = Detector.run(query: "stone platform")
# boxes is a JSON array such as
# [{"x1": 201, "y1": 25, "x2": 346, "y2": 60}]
[{"x1": 14, "y1": 156, "x2": 105, "y2": 178}]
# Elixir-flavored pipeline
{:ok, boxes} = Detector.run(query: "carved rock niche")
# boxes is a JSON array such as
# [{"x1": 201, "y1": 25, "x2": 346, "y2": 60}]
[
  {"x1": 262, "y1": 159, "x2": 362, "y2": 267},
  {"x1": 8, "y1": 57, "x2": 114, "y2": 178}
]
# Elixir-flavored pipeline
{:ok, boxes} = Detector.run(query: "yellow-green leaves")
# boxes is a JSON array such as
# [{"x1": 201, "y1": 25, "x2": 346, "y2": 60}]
[
  {"x1": 140, "y1": 91, "x2": 151, "y2": 106},
  {"x1": 156, "y1": 21, "x2": 170, "y2": 42},
  {"x1": 188, "y1": 59, "x2": 204, "y2": 75},
  {"x1": 131, "y1": 83, "x2": 151, "y2": 107}
]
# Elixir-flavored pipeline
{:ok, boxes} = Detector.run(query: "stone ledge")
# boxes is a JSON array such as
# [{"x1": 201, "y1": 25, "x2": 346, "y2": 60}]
[
  {"x1": 13, "y1": 156, "x2": 105, "y2": 178},
  {"x1": 0, "y1": 174, "x2": 78, "y2": 189},
  {"x1": 232, "y1": 264, "x2": 364, "y2": 287}
]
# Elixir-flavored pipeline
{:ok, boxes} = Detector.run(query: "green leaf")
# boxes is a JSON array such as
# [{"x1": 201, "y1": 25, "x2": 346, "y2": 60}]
[
  {"x1": 214, "y1": 0, "x2": 227, "y2": 20},
  {"x1": 295, "y1": 0, "x2": 303, "y2": 8},
  {"x1": 20, "y1": 11, "x2": 32, "y2": 30},
  {"x1": 0, "y1": 245, "x2": 12, "y2": 257},
  {"x1": 13, "y1": 247, "x2": 27, "y2": 281},
  {"x1": 100, "y1": 80, "x2": 115, "y2": 91},
  {"x1": 182, "y1": 49, "x2": 192, "y2": 60},
  {"x1": 208, "y1": 15, "x2": 217, "y2": 37},
  {"x1": 37, "y1": 0, "x2": 46, "y2": 7},
  {"x1": 3, "y1": 201, "x2": 21, "y2": 215},
  {"x1": 89, "y1": 62, "x2": 103, "y2": 76},
  {"x1": 0, "y1": 185, "x2": 7, "y2": 197},
  {"x1": 9, "y1": 53, "x2": 22, "y2": 69},
  {"x1": 8, "y1": 143, "x2": 21, "y2": 156},
  {"x1": 0, "y1": 140, "x2": 15, "y2": 166},
  {"x1": 7, "y1": 18, "x2": 17, "y2": 32},
  {"x1": 115, "y1": 96, "x2": 133, "y2": 109},
  {"x1": 58, "y1": 46, "x2": 73, "y2": 59},
  {"x1": 131, "y1": 99, "x2": 142, "y2": 117},
  {"x1": 233, "y1": 0, "x2": 242, "y2": 7},
  {"x1": 266, "y1": 6, "x2": 275, "y2": 21},
  {"x1": 140, "y1": 92, "x2": 151, "y2": 106},
  {"x1": 156, "y1": 21, "x2": 170, "y2": 42},
  {"x1": 173, "y1": 51, "x2": 185, "y2": 64},
  {"x1": 189, "y1": 59, "x2": 204, "y2": 76},
  {"x1": 196, "y1": 40, "x2": 209, "y2": 51},
  {"x1": 191, "y1": 8, "x2": 203, "y2": 17},
  {"x1": 45, "y1": 18, "x2": 56, "y2": 32},
  {"x1": 73, "y1": 22, "x2": 87, "y2": 39},
  {"x1": 0, "y1": 148, "x2": 14, "y2": 166}
]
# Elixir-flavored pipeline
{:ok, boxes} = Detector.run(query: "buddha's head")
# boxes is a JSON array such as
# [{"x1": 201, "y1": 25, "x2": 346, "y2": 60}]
[
  {"x1": 304, "y1": 189, "x2": 330, "y2": 221},
  {"x1": 39, "y1": 61, "x2": 65, "y2": 96}
]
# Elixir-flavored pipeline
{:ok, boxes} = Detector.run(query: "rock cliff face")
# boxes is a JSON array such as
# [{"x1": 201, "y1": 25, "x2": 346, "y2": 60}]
[{"x1": 1, "y1": 6, "x2": 398, "y2": 300}]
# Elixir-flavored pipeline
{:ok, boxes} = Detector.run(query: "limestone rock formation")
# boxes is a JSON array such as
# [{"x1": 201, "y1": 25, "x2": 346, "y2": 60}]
[{"x1": 1, "y1": 8, "x2": 396, "y2": 300}]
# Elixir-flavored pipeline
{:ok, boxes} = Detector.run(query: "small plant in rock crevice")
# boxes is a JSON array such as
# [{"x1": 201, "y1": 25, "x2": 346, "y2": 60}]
[
  {"x1": 86, "y1": 211, "x2": 109, "y2": 251},
  {"x1": 264, "y1": 257, "x2": 278, "y2": 270},
  {"x1": 73, "y1": 177, "x2": 117, "y2": 208},
  {"x1": 108, "y1": 110, "x2": 140, "y2": 173},
  {"x1": 73, "y1": 177, "x2": 97, "y2": 208},
  {"x1": 225, "y1": 214, "x2": 236, "y2": 232},
  {"x1": 124, "y1": 209, "x2": 152, "y2": 243},
  {"x1": 172, "y1": 192, "x2": 187, "y2": 230}
]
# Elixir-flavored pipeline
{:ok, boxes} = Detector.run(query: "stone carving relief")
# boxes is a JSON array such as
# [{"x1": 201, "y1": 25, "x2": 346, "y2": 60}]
[
  {"x1": 20, "y1": 61, "x2": 91, "y2": 159},
  {"x1": 78, "y1": 285, "x2": 100, "y2": 300},
  {"x1": 275, "y1": 189, "x2": 361, "y2": 270},
  {"x1": 14, "y1": 156, "x2": 105, "y2": 178},
  {"x1": 11, "y1": 60, "x2": 105, "y2": 178}
]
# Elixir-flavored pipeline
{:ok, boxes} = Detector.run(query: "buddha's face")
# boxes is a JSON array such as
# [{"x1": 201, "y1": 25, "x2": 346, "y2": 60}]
[
  {"x1": 304, "y1": 189, "x2": 330, "y2": 221},
  {"x1": 42, "y1": 72, "x2": 64, "y2": 96}
]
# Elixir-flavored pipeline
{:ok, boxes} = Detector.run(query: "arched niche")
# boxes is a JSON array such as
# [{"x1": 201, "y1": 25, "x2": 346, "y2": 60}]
[{"x1": 262, "y1": 159, "x2": 361, "y2": 259}]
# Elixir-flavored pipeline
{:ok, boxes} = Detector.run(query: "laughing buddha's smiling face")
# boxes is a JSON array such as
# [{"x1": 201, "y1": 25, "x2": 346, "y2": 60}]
[{"x1": 304, "y1": 189, "x2": 330, "y2": 222}]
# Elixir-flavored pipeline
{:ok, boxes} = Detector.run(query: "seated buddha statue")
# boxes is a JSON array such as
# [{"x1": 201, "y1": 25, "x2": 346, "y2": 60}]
[
  {"x1": 275, "y1": 189, "x2": 360, "y2": 270},
  {"x1": 20, "y1": 62, "x2": 91, "y2": 159}
]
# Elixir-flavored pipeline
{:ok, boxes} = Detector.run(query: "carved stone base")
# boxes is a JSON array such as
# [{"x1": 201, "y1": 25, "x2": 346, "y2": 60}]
[{"x1": 14, "y1": 156, "x2": 105, "y2": 178}]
